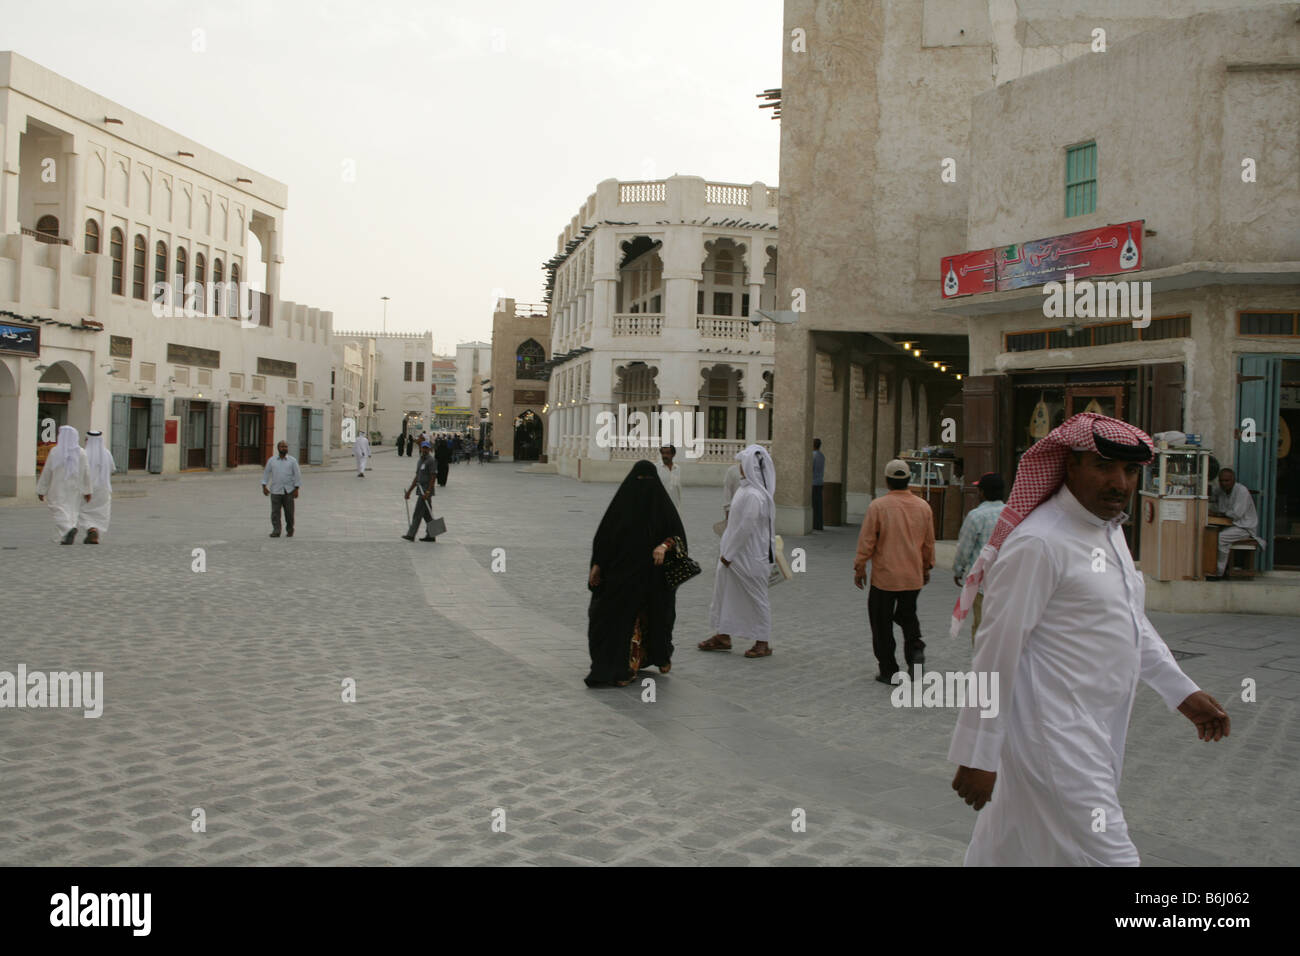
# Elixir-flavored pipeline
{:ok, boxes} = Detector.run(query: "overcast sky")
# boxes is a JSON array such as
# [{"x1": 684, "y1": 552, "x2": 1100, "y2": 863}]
[{"x1": 3, "y1": 0, "x2": 783, "y2": 353}]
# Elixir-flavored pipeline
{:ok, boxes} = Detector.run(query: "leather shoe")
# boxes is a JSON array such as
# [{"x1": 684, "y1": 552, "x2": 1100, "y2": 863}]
[
  {"x1": 401, "y1": 533, "x2": 415, "y2": 541},
  {"x1": 420, "y1": 536, "x2": 437, "y2": 542},
  {"x1": 269, "y1": 531, "x2": 281, "y2": 538}
]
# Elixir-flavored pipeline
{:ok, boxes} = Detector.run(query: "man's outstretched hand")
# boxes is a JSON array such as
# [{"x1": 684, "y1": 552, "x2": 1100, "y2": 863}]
[
  {"x1": 1178, "y1": 691, "x2": 1230, "y2": 742},
  {"x1": 952, "y1": 766, "x2": 997, "y2": 811}
]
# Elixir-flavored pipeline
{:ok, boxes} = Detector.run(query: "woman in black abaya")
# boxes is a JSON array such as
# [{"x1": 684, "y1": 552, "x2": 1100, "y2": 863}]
[{"x1": 585, "y1": 460, "x2": 686, "y2": 687}]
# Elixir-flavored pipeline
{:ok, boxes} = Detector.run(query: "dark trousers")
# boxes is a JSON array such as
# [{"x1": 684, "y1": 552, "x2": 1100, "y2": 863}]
[
  {"x1": 867, "y1": 585, "x2": 925, "y2": 676},
  {"x1": 407, "y1": 491, "x2": 435, "y2": 537},
  {"x1": 270, "y1": 493, "x2": 295, "y2": 533},
  {"x1": 397, "y1": 438, "x2": 405, "y2": 457},
  {"x1": 812, "y1": 484, "x2": 824, "y2": 530}
]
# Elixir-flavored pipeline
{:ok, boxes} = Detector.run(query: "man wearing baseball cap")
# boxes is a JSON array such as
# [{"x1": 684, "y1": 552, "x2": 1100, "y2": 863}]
[
  {"x1": 948, "y1": 413, "x2": 1229, "y2": 865},
  {"x1": 952, "y1": 472, "x2": 1006, "y2": 643},
  {"x1": 854, "y1": 458, "x2": 935, "y2": 683}
]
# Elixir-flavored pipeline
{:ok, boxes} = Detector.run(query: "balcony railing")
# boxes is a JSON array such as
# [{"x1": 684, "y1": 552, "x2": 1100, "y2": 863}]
[
  {"x1": 22, "y1": 227, "x2": 71, "y2": 246},
  {"x1": 698, "y1": 439, "x2": 772, "y2": 462},
  {"x1": 696, "y1": 315, "x2": 751, "y2": 340},
  {"x1": 705, "y1": 182, "x2": 751, "y2": 207},
  {"x1": 766, "y1": 188, "x2": 779, "y2": 209},
  {"x1": 619, "y1": 181, "x2": 666, "y2": 204},
  {"x1": 613, "y1": 313, "x2": 663, "y2": 336}
]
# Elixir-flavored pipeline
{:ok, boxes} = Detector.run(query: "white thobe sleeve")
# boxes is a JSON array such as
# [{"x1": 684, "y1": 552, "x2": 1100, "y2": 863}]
[
  {"x1": 720, "y1": 491, "x2": 752, "y2": 563},
  {"x1": 78, "y1": 454, "x2": 93, "y2": 496},
  {"x1": 948, "y1": 534, "x2": 1058, "y2": 773},
  {"x1": 1138, "y1": 614, "x2": 1199, "y2": 710},
  {"x1": 36, "y1": 461, "x2": 52, "y2": 495}
]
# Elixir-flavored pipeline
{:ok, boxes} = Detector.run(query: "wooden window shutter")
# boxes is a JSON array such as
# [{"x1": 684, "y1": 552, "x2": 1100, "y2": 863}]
[
  {"x1": 262, "y1": 405, "x2": 275, "y2": 464},
  {"x1": 227, "y1": 402, "x2": 240, "y2": 467}
]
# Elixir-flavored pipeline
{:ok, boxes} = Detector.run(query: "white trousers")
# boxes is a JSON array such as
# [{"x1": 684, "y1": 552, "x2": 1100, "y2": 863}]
[{"x1": 1217, "y1": 525, "x2": 1257, "y2": 574}]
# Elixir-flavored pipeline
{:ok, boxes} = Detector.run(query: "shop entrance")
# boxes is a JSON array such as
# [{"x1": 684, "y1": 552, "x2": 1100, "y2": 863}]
[
  {"x1": 1237, "y1": 355, "x2": 1300, "y2": 571},
  {"x1": 514, "y1": 409, "x2": 542, "y2": 461},
  {"x1": 129, "y1": 398, "x2": 151, "y2": 470},
  {"x1": 187, "y1": 401, "x2": 209, "y2": 468},
  {"x1": 298, "y1": 408, "x2": 311, "y2": 462}
]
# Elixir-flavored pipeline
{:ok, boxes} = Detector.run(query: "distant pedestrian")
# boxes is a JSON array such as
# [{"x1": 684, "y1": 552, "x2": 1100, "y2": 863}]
[
  {"x1": 405, "y1": 432, "x2": 414, "y2": 457},
  {"x1": 811, "y1": 438, "x2": 826, "y2": 530},
  {"x1": 700, "y1": 444, "x2": 776, "y2": 658},
  {"x1": 585, "y1": 460, "x2": 686, "y2": 686},
  {"x1": 952, "y1": 472, "x2": 1006, "y2": 644},
  {"x1": 854, "y1": 458, "x2": 934, "y2": 683},
  {"x1": 261, "y1": 439, "x2": 301, "y2": 538},
  {"x1": 402, "y1": 441, "x2": 439, "y2": 542},
  {"x1": 434, "y1": 436, "x2": 450, "y2": 487},
  {"x1": 78, "y1": 429, "x2": 114, "y2": 544},
  {"x1": 353, "y1": 431, "x2": 371, "y2": 477},
  {"x1": 397, "y1": 419, "x2": 406, "y2": 457},
  {"x1": 655, "y1": 444, "x2": 683, "y2": 514},
  {"x1": 36, "y1": 425, "x2": 91, "y2": 545}
]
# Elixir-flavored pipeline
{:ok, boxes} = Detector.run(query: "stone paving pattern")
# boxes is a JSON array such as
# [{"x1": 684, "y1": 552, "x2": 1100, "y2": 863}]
[{"x1": 1, "y1": 447, "x2": 1296, "y2": 865}]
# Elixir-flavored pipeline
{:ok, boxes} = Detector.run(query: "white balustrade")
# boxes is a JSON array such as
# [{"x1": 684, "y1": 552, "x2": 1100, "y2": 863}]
[
  {"x1": 704, "y1": 182, "x2": 751, "y2": 207},
  {"x1": 619, "y1": 181, "x2": 667, "y2": 204},
  {"x1": 696, "y1": 315, "x2": 751, "y2": 340},
  {"x1": 613, "y1": 313, "x2": 664, "y2": 336}
]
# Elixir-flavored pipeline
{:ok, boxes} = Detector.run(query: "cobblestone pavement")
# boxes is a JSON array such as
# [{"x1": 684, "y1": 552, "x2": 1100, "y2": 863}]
[{"x1": 1, "y1": 447, "x2": 1296, "y2": 866}]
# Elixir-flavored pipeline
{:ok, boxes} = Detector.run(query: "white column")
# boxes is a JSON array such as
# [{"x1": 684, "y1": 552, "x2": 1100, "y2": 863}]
[{"x1": 745, "y1": 404, "x2": 757, "y2": 444}]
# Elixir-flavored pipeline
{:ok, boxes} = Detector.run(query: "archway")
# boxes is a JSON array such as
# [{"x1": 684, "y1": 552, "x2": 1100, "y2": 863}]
[
  {"x1": 514, "y1": 409, "x2": 543, "y2": 461},
  {"x1": 0, "y1": 360, "x2": 19, "y2": 493},
  {"x1": 36, "y1": 359, "x2": 90, "y2": 468}
]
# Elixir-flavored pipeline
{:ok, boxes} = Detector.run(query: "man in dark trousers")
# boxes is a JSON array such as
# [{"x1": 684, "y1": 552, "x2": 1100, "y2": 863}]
[
  {"x1": 396, "y1": 418, "x2": 406, "y2": 457},
  {"x1": 402, "y1": 440, "x2": 438, "y2": 542},
  {"x1": 811, "y1": 438, "x2": 826, "y2": 531},
  {"x1": 405, "y1": 431, "x2": 414, "y2": 457},
  {"x1": 854, "y1": 458, "x2": 935, "y2": 683},
  {"x1": 261, "y1": 439, "x2": 301, "y2": 538}
]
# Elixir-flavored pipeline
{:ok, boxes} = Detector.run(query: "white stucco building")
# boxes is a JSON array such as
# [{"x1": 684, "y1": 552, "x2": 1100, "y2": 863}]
[
  {"x1": 0, "y1": 52, "x2": 335, "y2": 496},
  {"x1": 541, "y1": 175, "x2": 778, "y2": 483},
  {"x1": 331, "y1": 330, "x2": 432, "y2": 444}
]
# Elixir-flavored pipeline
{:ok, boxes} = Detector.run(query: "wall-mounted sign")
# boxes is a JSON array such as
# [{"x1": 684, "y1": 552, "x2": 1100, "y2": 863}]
[
  {"x1": 167, "y1": 343, "x2": 220, "y2": 368},
  {"x1": 110, "y1": 335, "x2": 132, "y2": 357},
  {"x1": 941, "y1": 220, "x2": 1144, "y2": 297},
  {"x1": 514, "y1": 389, "x2": 548, "y2": 405},
  {"x1": 434, "y1": 406, "x2": 472, "y2": 415},
  {"x1": 0, "y1": 322, "x2": 39, "y2": 357},
  {"x1": 257, "y1": 357, "x2": 296, "y2": 378}
]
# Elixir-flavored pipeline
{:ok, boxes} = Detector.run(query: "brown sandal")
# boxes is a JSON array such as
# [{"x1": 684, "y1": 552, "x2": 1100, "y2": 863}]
[
  {"x1": 744, "y1": 643, "x2": 772, "y2": 658},
  {"x1": 698, "y1": 635, "x2": 732, "y2": 652}
]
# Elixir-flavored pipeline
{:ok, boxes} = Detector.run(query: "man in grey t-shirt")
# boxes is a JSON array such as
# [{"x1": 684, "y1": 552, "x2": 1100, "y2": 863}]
[{"x1": 402, "y1": 441, "x2": 439, "y2": 542}]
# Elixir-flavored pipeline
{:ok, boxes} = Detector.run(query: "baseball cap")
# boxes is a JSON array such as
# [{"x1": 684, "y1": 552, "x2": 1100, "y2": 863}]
[{"x1": 885, "y1": 458, "x2": 910, "y2": 480}]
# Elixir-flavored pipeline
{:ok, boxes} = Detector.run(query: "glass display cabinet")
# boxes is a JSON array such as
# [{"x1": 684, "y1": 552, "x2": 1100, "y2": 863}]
[
  {"x1": 1139, "y1": 448, "x2": 1213, "y2": 581},
  {"x1": 902, "y1": 454, "x2": 959, "y2": 540}
]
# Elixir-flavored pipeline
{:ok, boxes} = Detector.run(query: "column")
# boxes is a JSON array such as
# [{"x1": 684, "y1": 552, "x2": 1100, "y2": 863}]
[
  {"x1": 774, "y1": 325, "x2": 816, "y2": 534},
  {"x1": 744, "y1": 405, "x2": 757, "y2": 445}
]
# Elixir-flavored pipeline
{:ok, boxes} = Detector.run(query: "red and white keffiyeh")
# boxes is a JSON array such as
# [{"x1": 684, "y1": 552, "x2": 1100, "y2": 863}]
[{"x1": 949, "y1": 413, "x2": 1153, "y2": 637}]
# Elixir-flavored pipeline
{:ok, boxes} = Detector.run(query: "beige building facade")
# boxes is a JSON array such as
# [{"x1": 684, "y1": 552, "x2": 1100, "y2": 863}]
[
  {"x1": 488, "y1": 298, "x2": 549, "y2": 460},
  {"x1": 771, "y1": 0, "x2": 1291, "y2": 533}
]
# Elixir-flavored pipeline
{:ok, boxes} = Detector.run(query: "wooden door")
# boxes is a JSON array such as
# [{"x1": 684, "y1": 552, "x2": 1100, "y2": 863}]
[
  {"x1": 1066, "y1": 385, "x2": 1124, "y2": 419},
  {"x1": 128, "y1": 398, "x2": 150, "y2": 470},
  {"x1": 226, "y1": 402, "x2": 240, "y2": 468},
  {"x1": 187, "y1": 402, "x2": 208, "y2": 468},
  {"x1": 299, "y1": 408, "x2": 311, "y2": 461}
]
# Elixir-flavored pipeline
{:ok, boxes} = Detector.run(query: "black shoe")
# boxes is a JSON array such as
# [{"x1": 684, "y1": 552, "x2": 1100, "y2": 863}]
[
  {"x1": 401, "y1": 533, "x2": 415, "y2": 541},
  {"x1": 269, "y1": 531, "x2": 281, "y2": 538},
  {"x1": 61, "y1": 528, "x2": 77, "y2": 545},
  {"x1": 286, "y1": 530, "x2": 294, "y2": 538},
  {"x1": 875, "y1": 672, "x2": 899, "y2": 685},
  {"x1": 1206, "y1": 573, "x2": 1228, "y2": 581},
  {"x1": 420, "y1": 536, "x2": 437, "y2": 542}
]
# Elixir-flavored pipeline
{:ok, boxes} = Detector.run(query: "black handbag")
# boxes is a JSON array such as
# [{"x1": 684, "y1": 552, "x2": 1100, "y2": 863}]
[{"x1": 662, "y1": 535, "x2": 701, "y2": 589}]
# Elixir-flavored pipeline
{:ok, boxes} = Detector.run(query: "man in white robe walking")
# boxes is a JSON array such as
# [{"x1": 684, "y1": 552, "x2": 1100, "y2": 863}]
[
  {"x1": 699, "y1": 444, "x2": 775, "y2": 659},
  {"x1": 77, "y1": 429, "x2": 114, "y2": 544},
  {"x1": 36, "y1": 425, "x2": 92, "y2": 545},
  {"x1": 353, "y1": 431, "x2": 372, "y2": 478},
  {"x1": 948, "y1": 413, "x2": 1229, "y2": 865},
  {"x1": 656, "y1": 444, "x2": 683, "y2": 514}
]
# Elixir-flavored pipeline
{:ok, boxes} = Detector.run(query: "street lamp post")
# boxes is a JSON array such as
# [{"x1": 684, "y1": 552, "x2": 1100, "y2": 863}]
[{"x1": 381, "y1": 295, "x2": 390, "y2": 334}]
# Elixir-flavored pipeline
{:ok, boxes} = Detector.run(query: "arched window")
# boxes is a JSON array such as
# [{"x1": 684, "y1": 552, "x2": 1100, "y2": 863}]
[
  {"x1": 714, "y1": 249, "x2": 734, "y2": 286},
  {"x1": 154, "y1": 240, "x2": 168, "y2": 291},
  {"x1": 35, "y1": 215, "x2": 59, "y2": 243},
  {"x1": 132, "y1": 235, "x2": 147, "y2": 299},
  {"x1": 110, "y1": 228, "x2": 124, "y2": 295},
  {"x1": 84, "y1": 219, "x2": 100, "y2": 254},
  {"x1": 230, "y1": 262, "x2": 240, "y2": 286},
  {"x1": 229, "y1": 263, "x2": 240, "y2": 319},
  {"x1": 516, "y1": 339, "x2": 545, "y2": 378},
  {"x1": 212, "y1": 258, "x2": 223, "y2": 316},
  {"x1": 194, "y1": 253, "x2": 206, "y2": 314},
  {"x1": 175, "y1": 247, "x2": 188, "y2": 307}
]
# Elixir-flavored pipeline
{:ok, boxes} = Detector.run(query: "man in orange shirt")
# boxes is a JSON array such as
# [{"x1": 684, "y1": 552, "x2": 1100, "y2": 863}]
[{"x1": 854, "y1": 458, "x2": 936, "y2": 684}]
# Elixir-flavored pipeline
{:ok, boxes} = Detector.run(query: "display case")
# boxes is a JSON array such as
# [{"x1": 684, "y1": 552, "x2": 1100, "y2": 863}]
[
  {"x1": 1142, "y1": 450, "x2": 1209, "y2": 498},
  {"x1": 902, "y1": 454, "x2": 960, "y2": 540},
  {"x1": 1139, "y1": 448, "x2": 1213, "y2": 581}
]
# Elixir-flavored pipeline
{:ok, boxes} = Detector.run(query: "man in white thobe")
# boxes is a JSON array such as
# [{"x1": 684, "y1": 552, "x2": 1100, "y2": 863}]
[
  {"x1": 949, "y1": 414, "x2": 1230, "y2": 866},
  {"x1": 353, "y1": 431, "x2": 372, "y2": 478},
  {"x1": 713, "y1": 462, "x2": 742, "y2": 537},
  {"x1": 1208, "y1": 467, "x2": 1264, "y2": 579},
  {"x1": 77, "y1": 429, "x2": 114, "y2": 544},
  {"x1": 36, "y1": 424, "x2": 92, "y2": 545},
  {"x1": 700, "y1": 444, "x2": 774, "y2": 659},
  {"x1": 656, "y1": 444, "x2": 683, "y2": 514}
]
